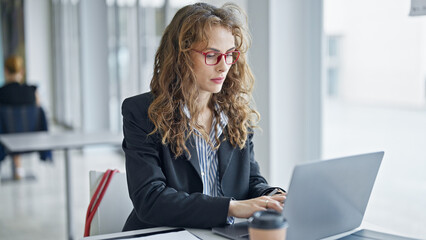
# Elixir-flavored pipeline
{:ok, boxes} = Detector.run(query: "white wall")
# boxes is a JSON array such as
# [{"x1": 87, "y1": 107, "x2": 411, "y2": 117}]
[
  {"x1": 248, "y1": 0, "x2": 322, "y2": 188},
  {"x1": 24, "y1": 0, "x2": 53, "y2": 116},
  {"x1": 80, "y1": 0, "x2": 110, "y2": 132},
  {"x1": 324, "y1": 0, "x2": 426, "y2": 107},
  {"x1": 248, "y1": 0, "x2": 271, "y2": 182}
]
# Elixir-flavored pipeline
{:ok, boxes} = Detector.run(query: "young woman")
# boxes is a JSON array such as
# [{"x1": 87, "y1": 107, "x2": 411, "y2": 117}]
[{"x1": 121, "y1": 2, "x2": 285, "y2": 231}]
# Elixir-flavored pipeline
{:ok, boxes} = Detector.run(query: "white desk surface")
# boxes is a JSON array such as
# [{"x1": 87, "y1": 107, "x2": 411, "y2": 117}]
[
  {"x1": 0, "y1": 131, "x2": 122, "y2": 152},
  {"x1": 79, "y1": 227, "x2": 360, "y2": 240},
  {"x1": 81, "y1": 227, "x2": 226, "y2": 240},
  {"x1": 80, "y1": 221, "x2": 416, "y2": 240}
]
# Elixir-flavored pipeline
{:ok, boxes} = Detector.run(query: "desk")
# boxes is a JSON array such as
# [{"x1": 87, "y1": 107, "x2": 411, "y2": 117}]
[
  {"x1": 80, "y1": 224, "x2": 418, "y2": 240},
  {"x1": 0, "y1": 131, "x2": 123, "y2": 240},
  {"x1": 78, "y1": 227, "x2": 360, "y2": 240},
  {"x1": 80, "y1": 227, "x2": 226, "y2": 240}
]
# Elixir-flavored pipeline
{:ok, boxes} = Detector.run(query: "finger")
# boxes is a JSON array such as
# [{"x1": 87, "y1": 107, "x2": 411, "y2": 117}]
[
  {"x1": 259, "y1": 198, "x2": 271, "y2": 210},
  {"x1": 257, "y1": 196, "x2": 285, "y2": 208},
  {"x1": 255, "y1": 204, "x2": 267, "y2": 214},
  {"x1": 271, "y1": 194, "x2": 286, "y2": 198},
  {"x1": 267, "y1": 199, "x2": 283, "y2": 212},
  {"x1": 261, "y1": 197, "x2": 283, "y2": 211},
  {"x1": 271, "y1": 195, "x2": 286, "y2": 202}
]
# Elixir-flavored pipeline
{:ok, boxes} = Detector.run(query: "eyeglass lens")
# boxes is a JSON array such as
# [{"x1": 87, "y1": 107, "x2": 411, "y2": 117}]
[{"x1": 205, "y1": 51, "x2": 239, "y2": 65}]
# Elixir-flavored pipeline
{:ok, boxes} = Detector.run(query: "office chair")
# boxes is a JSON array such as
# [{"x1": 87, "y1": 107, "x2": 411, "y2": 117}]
[
  {"x1": 87, "y1": 170, "x2": 133, "y2": 236},
  {"x1": 0, "y1": 104, "x2": 52, "y2": 181}
]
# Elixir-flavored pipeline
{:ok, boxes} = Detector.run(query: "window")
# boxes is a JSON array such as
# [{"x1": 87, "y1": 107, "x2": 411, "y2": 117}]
[
  {"x1": 51, "y1": 0, "x2": 82, "y2": 129},
  {"x1": 51, "y1": 0, "x2": 248, "y2": 132},
  {"x1": 325, "y1": 35, "x2": 342, "y2": 97},
  {"x1": 323, "y1": 0, "x2": 426, "y2": 237}
]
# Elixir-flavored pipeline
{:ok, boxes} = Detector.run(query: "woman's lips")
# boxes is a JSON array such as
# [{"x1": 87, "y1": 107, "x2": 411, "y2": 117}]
[{"x1": 211, "y1": 77, "x2": 224, "y2": 84}]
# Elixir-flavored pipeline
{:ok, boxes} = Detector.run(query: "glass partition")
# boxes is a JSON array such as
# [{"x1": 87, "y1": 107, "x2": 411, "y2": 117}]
[{"x1": 323, "y1": 0, "x2": 426, "y2": 237}]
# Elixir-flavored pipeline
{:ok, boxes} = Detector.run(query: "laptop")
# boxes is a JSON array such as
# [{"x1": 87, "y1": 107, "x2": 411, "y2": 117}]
[{"x1": 213, "y1": 152, "x2": 418, "y2": 240}]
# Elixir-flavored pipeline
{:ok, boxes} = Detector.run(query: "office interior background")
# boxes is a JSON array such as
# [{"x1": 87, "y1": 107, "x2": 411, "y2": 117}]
[{"x1": 0, "y1": 0, "x2": 425, "y2": 239}]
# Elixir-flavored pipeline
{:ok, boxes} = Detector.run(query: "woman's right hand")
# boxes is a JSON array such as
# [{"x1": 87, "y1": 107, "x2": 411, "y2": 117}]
[{"x1": 228, "y1": 194, "x2": 286, "y2": 219}]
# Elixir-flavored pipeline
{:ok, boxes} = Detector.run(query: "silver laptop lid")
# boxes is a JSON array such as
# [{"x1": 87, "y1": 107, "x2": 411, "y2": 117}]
[{"x1": 283, "y1": 151, "x2": 384, "y2": 240}]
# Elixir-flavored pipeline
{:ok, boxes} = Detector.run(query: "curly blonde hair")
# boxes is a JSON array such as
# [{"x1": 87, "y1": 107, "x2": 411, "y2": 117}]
[{"x1": 148, "y1": 2, "x2": 259, "y2": 158}]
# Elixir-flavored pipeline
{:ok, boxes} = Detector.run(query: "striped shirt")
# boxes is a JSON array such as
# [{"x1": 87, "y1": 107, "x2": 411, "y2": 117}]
[
  {"x1": 184, "y1": 105, "x2": 234, "y2": 223},
  {"x1": 193, "y1": 115, "x2": 227, "y2": 196}
]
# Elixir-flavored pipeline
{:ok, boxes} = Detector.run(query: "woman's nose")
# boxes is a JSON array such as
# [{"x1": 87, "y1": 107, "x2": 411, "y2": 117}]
[{"x1": 215, "y1": 55, "x2": 228, "y2": 72}]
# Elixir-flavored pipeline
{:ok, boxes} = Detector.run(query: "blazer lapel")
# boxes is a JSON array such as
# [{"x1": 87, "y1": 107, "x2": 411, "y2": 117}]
[
  {"x1": 184, "y1": 136, "x2": 202, "y2": 179},
  {"x1": 218, "y1": 136, "x2": 235, "y2": 182}
]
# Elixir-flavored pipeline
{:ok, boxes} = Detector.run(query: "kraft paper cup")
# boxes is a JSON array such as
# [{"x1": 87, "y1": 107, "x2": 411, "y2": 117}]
[{"x1": 248, "y1": 210, "x2": 288, "y2": 240}]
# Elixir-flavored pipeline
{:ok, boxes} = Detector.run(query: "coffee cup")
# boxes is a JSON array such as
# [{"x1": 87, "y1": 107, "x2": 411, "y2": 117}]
[{"x1": 248, "y1": 210, "x2": 288, "y2": 240}]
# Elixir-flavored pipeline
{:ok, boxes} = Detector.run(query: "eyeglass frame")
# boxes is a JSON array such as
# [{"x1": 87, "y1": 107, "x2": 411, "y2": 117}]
[{"x1": 192, "y1": 49, "x2": 240, "y2": 66}]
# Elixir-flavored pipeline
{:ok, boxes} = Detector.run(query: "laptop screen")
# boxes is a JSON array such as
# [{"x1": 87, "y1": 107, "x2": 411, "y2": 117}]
[
  {"x1": 212, "y1": 152, "x2": 384, "y2": 240},
  {"x1": 282, "y1": 152, "x2": 383, "y2": 239}
]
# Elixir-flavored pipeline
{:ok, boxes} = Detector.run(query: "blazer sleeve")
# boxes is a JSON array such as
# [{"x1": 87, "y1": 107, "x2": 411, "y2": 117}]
[{"x1": 122, "y1": 96, "x2": 231, "y2": 229}]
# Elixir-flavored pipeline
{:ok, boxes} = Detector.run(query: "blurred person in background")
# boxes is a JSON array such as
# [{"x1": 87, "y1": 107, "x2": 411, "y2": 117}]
[{"x1": 0, "y1": 55, "x2": 40, "y2": 179}]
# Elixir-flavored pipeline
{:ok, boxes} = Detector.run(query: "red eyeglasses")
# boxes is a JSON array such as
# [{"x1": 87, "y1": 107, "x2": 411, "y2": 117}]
[{"x1": 192, "y1": 49, "x2": 240, "y2": 66}]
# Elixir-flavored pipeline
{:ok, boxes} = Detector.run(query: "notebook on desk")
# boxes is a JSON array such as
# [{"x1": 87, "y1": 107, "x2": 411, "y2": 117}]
[{"x1": 213, "y1": 152, "x2": 419, "y2": 240}]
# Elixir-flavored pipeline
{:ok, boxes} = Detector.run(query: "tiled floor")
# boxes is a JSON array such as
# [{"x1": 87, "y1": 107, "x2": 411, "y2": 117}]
[
  {"x1": 0, "y1": 146, "x2": 125, "y2": 240},
  {"x1": 1, "y1": 102, "x2": 426, "y2": 240}
]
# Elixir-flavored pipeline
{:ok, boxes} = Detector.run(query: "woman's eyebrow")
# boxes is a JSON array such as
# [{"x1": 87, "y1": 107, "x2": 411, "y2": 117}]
[{"x1": 206, "y1": 47, "x2": 236, "y2": 52}]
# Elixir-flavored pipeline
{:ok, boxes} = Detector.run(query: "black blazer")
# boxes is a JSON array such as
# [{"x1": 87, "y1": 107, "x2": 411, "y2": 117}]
[{"x1": 122, "y1": 92, "x2": 275, "y2": 231}]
